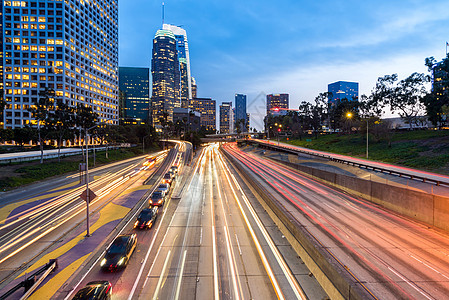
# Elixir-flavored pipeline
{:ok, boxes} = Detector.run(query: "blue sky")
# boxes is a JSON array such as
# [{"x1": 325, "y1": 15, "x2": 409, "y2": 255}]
[{"x1": 119, "y1": 0, "x2": 449, "y2": 130}]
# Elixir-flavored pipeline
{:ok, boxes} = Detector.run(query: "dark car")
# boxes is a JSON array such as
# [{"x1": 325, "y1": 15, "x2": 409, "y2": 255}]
[
  {"x1": 72, "y1": 281, "x2": 112, "y2": 300},
  {"x1": 100, "y1": 234, "x2": 137, "y2": 272},
  {"x1": 134, "y1": 207, "x2": 158, "y2": 229},
  {"x1": 149, "y1": 191, "x2": 165, "y2": 206},
  {"x1": 170, "y1": 165, "x2": 178, "y2": 174}
]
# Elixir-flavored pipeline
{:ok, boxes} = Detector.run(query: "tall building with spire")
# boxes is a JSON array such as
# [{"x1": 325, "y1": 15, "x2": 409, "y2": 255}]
[
  {"x1": 151, "y1": 28, "x2": 180, "y2": 126},
  {"x1": 162, "y1": 24, "x2": 192, "y2": 109}
]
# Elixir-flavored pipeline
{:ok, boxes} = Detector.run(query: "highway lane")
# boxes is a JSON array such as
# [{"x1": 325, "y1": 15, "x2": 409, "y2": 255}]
[
  {"x1": 137, "y1": 144, "x2": 308, "y2": 299},
  {"x1": 0, "y1": 150, "x2": 168, "y2": 291},
  {"x1": 63, "y1": 143, "x2": 317, "y2": 300},
  {"x1": 224, "y1": 142, "x2": 449, "y2": 300}
]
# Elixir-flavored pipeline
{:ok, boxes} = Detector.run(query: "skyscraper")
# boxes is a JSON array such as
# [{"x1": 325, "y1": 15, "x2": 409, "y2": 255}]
[
  {"x1": 267, "y1": 94, "x2": 289, "y2": 115},
  {"x1": 235, "y1": 94, "x2": 247, "y2": 132},
  {"x1": 190, "y1": 97, "x2": 216, "y2": 132},
  {"x1": 151, "y1": 28, "x2": 180, "y2": 126},
  {"x1": 191, "y1": 77, "x2": 197, "y2": 99},
  {"x1": 328, "y1": 81, "x2": 359, "y2": 105},
  {"x1": 1, "y1": 0, "x2": 119, "y2": 129},
  {"x1": 162, "y1": 24, "x2": 192, "y2": 108},
  {"x1": 119, "y1": 67, "x2": 150, "y2": 125},
  {"x1": 219, "y1": 102, "x2": 232, "y2": 134}
]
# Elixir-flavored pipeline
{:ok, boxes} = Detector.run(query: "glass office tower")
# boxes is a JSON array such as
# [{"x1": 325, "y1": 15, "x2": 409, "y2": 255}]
[
  {"x1": 151, "y1": 29, "x2": 180, "y2": 126},
  {"x1": 119, "y1": 67, "x2": 150, "y2": 125},
  {"x1": 1, "y1": 0, "x2": 119, "y2": 129},
  {"x1": 162, "y1": 24, "x2": 192, "y2": 109},
  {"x1": 235, "y1": 93, "x2": 247, "y2": 132},
  {"x1": 328, "y1": 81, "x2": 359, "y2": 106}
]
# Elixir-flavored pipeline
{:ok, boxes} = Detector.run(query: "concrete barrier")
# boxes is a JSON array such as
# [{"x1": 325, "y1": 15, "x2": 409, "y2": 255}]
[{"x1": 267, "y1": 156, "x2": 449, "y2": 233}]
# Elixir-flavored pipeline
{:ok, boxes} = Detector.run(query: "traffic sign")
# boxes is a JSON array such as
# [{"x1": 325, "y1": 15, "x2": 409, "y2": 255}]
[{"x1": 80, "y1": 188, "x2": 97, "y2": 203}]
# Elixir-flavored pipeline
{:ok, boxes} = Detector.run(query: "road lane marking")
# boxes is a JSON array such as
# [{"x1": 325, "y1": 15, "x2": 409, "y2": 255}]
[
  {"x1": 218, "y1": 148, "x2": 307, "y2": 300},
  {"x1": 387, "y1": 266, "x2": 433, "y2": 300},
  {"x1": 212, "y1": 147, "x2": 243, "y2": 299},
  {"x1": 174, "y1": 250, "x2": 187, "y2": 300},
  {"x1": 152, "y1": 250, "x2": 172, "y2": 300}
]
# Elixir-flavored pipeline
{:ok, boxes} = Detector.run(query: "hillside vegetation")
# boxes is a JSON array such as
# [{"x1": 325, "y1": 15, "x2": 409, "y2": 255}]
[{"x1": 285, "y1": 130, "x2": 449, "y2": 174}]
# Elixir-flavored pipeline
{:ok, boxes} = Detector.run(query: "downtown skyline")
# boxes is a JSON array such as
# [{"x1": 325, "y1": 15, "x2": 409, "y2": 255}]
[{"x1": 120, "y1": 0, "x2": 449, "y2": 129}]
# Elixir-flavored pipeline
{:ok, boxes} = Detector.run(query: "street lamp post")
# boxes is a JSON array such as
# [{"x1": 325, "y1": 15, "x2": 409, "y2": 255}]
[
  {"x1": 366, "y1": 119, "x2": 369, "y2": 159},
  {"x1": 84, "y1": 125, "x2": 97, "y2": 237}
]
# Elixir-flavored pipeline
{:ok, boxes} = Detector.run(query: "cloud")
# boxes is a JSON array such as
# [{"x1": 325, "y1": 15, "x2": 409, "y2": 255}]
[{"x1": 244, "y1": 51, "x2": 432, "y2": 130}]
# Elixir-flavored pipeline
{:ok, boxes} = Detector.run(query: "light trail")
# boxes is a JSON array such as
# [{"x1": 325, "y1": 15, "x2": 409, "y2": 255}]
[
  {"x1": 211, "y1": 147, "x2": 242, "y2": 300},
  {"x1": 0, "y1": 153, "x2": 165, "y2": 265},
  {"x1": 217, "y1": 146, "x2": 307, "y2": 300}
]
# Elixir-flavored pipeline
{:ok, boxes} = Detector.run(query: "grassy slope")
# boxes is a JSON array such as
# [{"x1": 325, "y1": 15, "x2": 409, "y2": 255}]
[
  {"x1": 285, "y1": 130, "x2": 449, "y2": 174},
  {"x1": 0, "y1": 146, "x2": 159, "y2": 190}
]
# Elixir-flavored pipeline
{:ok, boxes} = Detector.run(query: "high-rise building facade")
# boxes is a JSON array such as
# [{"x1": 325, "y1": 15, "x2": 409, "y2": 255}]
[
  {"x1": 2, "y1": 0, "x2": 119, "y2": 129},
  {"x1": 191, "y1": 77, "x2": 197, "y2": 99},
  {"x1": 162, "y1": 24, "x2": 192, "y2": 109},
  {"x1": 328, "y1": 81, "x2": 359, "y2": 105},
  {"x1": 119, "y1": 67, "x2": 149, "y2": 125},
  {"x1": 190, "y1": 97, "x2": 216, "y2": 132},
  {"x1": 235, "y1": 94, "x2": 247, "y2": 132},
  {"x1": 267, "y1": 94, "x2": 289, "y2": 115},
  {"x1": 219, "y1": 101, "x2": 232, "y2": 134},
  {"x1": 151, "y1": 29, "x2": 180, "y2": 126}
]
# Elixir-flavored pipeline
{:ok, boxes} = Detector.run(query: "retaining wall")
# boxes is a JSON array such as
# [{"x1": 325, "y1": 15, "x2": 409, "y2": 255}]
[{"x1": 269, "y1": 157, "x2": 449, "y2": 233}]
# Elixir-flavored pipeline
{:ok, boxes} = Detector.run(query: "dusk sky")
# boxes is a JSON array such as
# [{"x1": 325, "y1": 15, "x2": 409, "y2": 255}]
[{"x1": 119, "y1": 0, "x2": 449, "y2": 130}]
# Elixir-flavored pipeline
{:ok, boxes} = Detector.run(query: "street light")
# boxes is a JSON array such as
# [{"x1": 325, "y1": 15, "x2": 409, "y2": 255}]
[
  {"x1": 84, "y1": 124, "x2": 97, "y2": 237},
  {"x1": 345, "y1": 112, "x2": 368, "y2": 159}
]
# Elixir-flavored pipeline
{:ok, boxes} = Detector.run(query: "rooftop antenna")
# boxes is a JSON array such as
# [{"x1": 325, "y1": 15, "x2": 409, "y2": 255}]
[{"x1": 162, "y1": 2, "x2": 165, "y2": 26}]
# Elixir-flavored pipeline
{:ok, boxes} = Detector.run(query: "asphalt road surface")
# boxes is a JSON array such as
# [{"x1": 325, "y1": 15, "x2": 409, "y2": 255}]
[
  {"x1": 61, "y1": 143, "x2": 323, "y2": 300},
  {"x1": 224, "y1": 142, "x2": 449, "y2": 300}
]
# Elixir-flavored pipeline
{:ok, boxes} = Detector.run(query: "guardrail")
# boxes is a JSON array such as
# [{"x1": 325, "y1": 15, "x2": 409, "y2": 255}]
[
  {"x1": 0, "y1": 259, "x2": 57, "y2": 300},
  {"x1": 248, "y1": 140, "x2": 449, "y2": 187},
  {"x1": 0, "y1": 146, "x2": 120, "y2": 164}
]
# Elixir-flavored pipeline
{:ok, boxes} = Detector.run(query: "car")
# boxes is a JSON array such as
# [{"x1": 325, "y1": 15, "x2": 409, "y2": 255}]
[
  {"x1": 143, "y1": 158, "x2": 155, "y2": 167},
  {"x1": 156, "y1": 183, "x2": 170, "y2": 194},
  {"x1": 100, "y1": 234, "x2": 137, "y2": 272},
  {"x1": 162, "y1": 173, "x2": 173, "y2": 185},
  {"x1": 134, "y1": 207, "x2": 158, "y2": 229},
  {"x1": 149, "y1": 191, "x2": 165, "y2": 206},
  {"x1": 72, "y1": 281, "x2": 112, "y2": 300},
  {"x1": 170, "y1": 165, "x2": 178, "y2": 174}
]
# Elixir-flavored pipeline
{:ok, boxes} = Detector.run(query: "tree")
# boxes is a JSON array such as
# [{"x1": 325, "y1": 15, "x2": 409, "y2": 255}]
[
  {"x1": 28, "y1": 88, "x2": 56, "y2": 163},
  {"x1": 74, "y1": 103, "x2": 98, "y2": 159},
  {"x1": 373, "y1": 73, "x2": 428, "y2": 130},
  {"x1": 48, "y1": 99, "x2": 76, "y2": 162},
  {"x1": 0, "y1": 128, "x2": 13, "y2": 144},
  {"x1": 13, "y1": 127, "x2": 35, "y2": 148}
]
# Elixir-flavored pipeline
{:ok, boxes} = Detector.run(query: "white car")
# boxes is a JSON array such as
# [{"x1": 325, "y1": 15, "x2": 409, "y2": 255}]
[{"x1": 157, "y1": 183, "x2": 170, "y2": 195}]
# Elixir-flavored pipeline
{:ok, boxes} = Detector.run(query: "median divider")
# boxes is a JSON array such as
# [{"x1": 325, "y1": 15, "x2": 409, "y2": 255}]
[{"x1": 221, "y1": 148, "x2": 370, "y2": 300}]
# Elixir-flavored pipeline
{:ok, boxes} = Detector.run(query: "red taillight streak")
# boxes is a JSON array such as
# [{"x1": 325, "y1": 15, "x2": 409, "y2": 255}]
[{"x1": 223, "y1": 143, "x2": 411, "y2": 298}]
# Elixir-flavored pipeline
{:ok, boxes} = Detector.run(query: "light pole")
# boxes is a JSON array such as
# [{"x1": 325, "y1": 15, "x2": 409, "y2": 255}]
[
  {"x1": 84, "y1": 124, "x2": 97, "y2": 237},
  {"x1": 365, "y1": 118, "x2": 369, "y2": 159}
]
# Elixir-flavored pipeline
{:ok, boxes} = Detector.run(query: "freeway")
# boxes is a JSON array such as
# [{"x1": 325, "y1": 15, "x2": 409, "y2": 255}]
[
  {"x1": 60, "y1": 143, "x2": 325, "y2": 300},
  {"x1": 0, "y1": 148, "x2": 170, "y2": 297},
  {"x1": 223, "y1": 142, "x2": 449, "y2": 300},
  {"x1": 254, "y1": 139, "x2": 449, "y2": 186}
]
